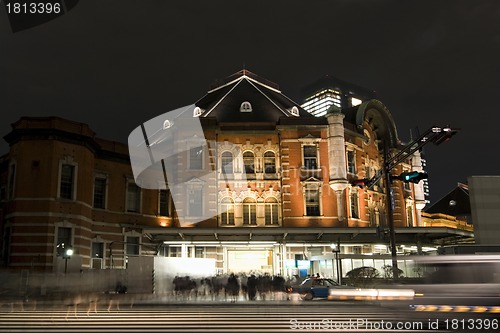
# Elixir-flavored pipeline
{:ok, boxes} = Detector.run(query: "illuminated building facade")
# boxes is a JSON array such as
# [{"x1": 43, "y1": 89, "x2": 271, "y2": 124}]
[
  {"x1": 300, "y1": 75, "x2": 376, "y2": 117},
  {"x1": 0, "y1": 71, "x2": 472, "y2": 277}
]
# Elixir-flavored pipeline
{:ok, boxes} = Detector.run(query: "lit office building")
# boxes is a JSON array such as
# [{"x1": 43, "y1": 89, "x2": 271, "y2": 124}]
[{"x1": 300, "y1": 75, "x2": 377, "y2": 117}]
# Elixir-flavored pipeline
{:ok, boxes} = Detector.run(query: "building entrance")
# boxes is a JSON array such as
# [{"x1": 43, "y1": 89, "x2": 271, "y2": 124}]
[{"x1": 226, "y1": 250, "x2": 273, "y2": 274}]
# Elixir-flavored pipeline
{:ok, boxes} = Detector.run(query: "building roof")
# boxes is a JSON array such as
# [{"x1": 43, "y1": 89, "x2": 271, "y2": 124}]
[
  {"x1": 195, "y1": 70, "x2": 313, "y2": 122},
  {"x1": 424, "y1": 183, "x2": 471, "y2": 220}
]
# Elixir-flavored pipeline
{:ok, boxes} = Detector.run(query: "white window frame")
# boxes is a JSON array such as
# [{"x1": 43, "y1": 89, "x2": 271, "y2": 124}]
[
  {"x1": 240, "y1": 101, "x2": 252, "y2": 112},
  {"x1": 303, "y1": 182, "x2": 322, "y2": 216}
]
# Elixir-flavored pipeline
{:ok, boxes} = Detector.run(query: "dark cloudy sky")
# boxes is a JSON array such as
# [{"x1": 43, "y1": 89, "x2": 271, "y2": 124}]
[{"x1": 1, "y1": 0, "x2": 499, "y2": 204}]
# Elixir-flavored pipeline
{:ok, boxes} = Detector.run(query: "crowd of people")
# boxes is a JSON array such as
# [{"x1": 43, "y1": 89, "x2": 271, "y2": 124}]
[{"x1": 171, "y1": 273, "x2": 301, "y2": 302}]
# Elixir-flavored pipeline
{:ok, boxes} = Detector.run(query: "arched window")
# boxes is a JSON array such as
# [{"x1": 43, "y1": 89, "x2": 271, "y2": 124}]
[
  {"x1": 264, "y1": 151, "x2": 276, "y2": 174},
  {"x1": 221, "y1": 151, "x2": 233, "y2": 174},
  {"x1": 220, "y1": 197, "x2": 235, "y2": 225},
  {"x1": 243, "y1": 151, "x2": 255, "y2": 174},
  {"x1": 240, "y1": 101, "x2": 252, "y2": 112},
  {"x1": 243, "y1": 197, "x2": 257, "y2": 225},
  {"x1": 265, "y1": 197, "x2": 279, "y2": 225}
]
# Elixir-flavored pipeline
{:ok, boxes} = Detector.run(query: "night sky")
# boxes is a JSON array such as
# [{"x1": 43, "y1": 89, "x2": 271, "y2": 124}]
[{"x1": 1, "y1": 0, "x2": 499, "y2": 204}]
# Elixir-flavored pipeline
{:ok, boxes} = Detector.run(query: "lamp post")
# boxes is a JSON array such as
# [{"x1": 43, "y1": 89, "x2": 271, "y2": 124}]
[
  {"x1": 330, "y1": 241, "x2": 341, "y2": 285},
  {"x1": 63, "y1": 247, "x2": 73, "y2": 274}
]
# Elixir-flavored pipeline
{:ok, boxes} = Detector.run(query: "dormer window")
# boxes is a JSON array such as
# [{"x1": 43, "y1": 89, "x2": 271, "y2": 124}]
[
  {"x1": 240, "y1": 101, "x2": 252, "y2": 112},
  {"x1": 193, "y1": 107, "x2": 203, "y2": 117},
  {"x1": 290, "y1": 106, "x2": 299, "y2": 116}
]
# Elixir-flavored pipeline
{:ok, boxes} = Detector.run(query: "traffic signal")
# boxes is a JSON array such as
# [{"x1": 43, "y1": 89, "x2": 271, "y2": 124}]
[
  {"x1": 394, "y1": 171, "x2": 428, "y2": 183},
  {"x1": 351, "y1": 178, "x2": 370, "y2": 188},
  {"x1": 431, "y1": 127, "x2": 459, "y2": 145}
]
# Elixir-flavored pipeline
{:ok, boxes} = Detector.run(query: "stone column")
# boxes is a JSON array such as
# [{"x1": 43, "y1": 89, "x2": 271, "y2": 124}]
[{"x1": 326, "y1": 106, "x2": 349, "y2": 221}]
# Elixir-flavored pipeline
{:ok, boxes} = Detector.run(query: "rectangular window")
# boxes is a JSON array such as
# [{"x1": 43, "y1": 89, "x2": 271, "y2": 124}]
[
  {"x1": 159, "y1": 189, "x2": 171, "y2": 216},
  {"x1": 60, "y1": 164, "x2": 75, "y2": 199},
  {"x1": 188, "y1": 186, "x2": 203, "y2": 217},
  {"x1": 92, "y1": 242, "x2": 104, "y2": 258},
  {"x1": 56, "y1": 227, "x2": 72, "y2": 256},
  {"x1": 93, "y1": 177, "x2": 107, "y2": 209},
  {"x1": 7, "y1": 164, "x2": 15, "y2": 200},
  {"x1": 189, "y1": 146, "x2": 203, "y2": 170},
  {"x1": 305, "y1": 186, "x2": 320, "y2": 216},
  {"x1": 347, "y1": 151, "x2": 356, "y2": 174},
  {"x1": 243, "y1": 203, "x2": 257, "y2": 225},
  {"x1": 195, "y1": 247, "x2": 204, "y2": 258},
  {"x1": 265, "y1": 203, "x2": 279, "y2": 225},
  {"x1": 126, "y1": 236, "x2": 140, "y2": 256},
  {"x1": 221, "y1": 199, "x2": 235, "y2": 225},
  {"x1": 168, "y1": 246, "x2": 181, "y2": 257},
  {"x1": 303, "y1": 145, "x2": 318, "y2": 170},
  {"x1": 221, "y1": 152, "x2": 233, "y2": 174},
  {"x1": 127, "y1": 182, "x2": 141, "y2": 213},
  {"x1": 407, "y1": 207, "x2": 414, "y2": 227},
  {"x1": 350, "y1": 191, "x2": 359, "y2": 219},
  {"x1": 264, "y1": 153, "x2": 276, "y2": 174},
  {"x1": 404, "y1": 180, "x2": 411, "y2": 191}
]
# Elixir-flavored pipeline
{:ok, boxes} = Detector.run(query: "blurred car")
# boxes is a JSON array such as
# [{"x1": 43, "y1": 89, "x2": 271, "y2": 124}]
[{"x1": 287, "y1": 277, "x2": 345, "y2": 300}]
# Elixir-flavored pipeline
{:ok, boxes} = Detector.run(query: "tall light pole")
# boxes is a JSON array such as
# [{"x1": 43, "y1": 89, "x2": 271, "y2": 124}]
[
  {"x1": 63, "y1": 247, "x2": 73, "y2": 274},
  {"x1": 330, "y1": 241, "x2": 341, "y2": 285}
]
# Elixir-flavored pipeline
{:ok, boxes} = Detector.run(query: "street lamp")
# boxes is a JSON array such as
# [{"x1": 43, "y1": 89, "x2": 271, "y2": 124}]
[
  {"x1": 330, "y1": 241, "x2": 341, "y2": 285},
  {"x1": 63, "y1": 247, "x2": 73, "y2": 274}
]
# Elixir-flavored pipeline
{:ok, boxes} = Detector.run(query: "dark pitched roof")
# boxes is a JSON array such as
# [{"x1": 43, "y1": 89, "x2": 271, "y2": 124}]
[
  {"x1": 195, "y1": 70, "x2": 313, "y2": 123},
  {"x1": 424, "y1": 183, "x2": 471, "y2": 218}
]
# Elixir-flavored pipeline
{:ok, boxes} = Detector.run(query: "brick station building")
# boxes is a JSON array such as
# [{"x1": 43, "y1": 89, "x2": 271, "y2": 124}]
[{"x1": 0, "y1": 70, "x2": 472, "y2": 277}]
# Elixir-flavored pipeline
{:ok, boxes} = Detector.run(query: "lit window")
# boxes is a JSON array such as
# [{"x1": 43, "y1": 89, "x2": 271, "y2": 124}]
[
  {"x1": 304, "y1": 185, "x2": 320, "y2": 216},
  {"x1": 126, "y1": 182, "x2": 141, "y2": 213},
  {"x1": 93, "y1": 177, "x2": 107, "y2": 209},
  {"x1": 265, "y1": 197, "x2": 279, "y2": 225},
  {"x1": 351, "y1": 97, "x2": 362, "y2": 107},
  {"x1": 220, "y1": 197, "x2": 235, "y2": 225},
  {"x1": 350, "y1": 190, "x2": 359, "y2": 219},
  {"x1": 369, "y1": 208, "x2": 376, "y2": 226},
  {"x1": 407, "y1": 206, "x2": 414, "y2": 227},
  {"x1": 243, "y1": 197, "x2": 257, "y2": 225},
  {"x1": 303, "y1": 145, "x2": 318, "y2": 170},
  {"x1": 221, "y1": 151, "x2": 233, "y2": 174},
  {"x1": 243, "y1": 151, "x2": 255, "y2": 174},
  {"x1": 290, "y1": 106, "x2": 299, "y2": 116},
  {"x1": 264, "y1": 151, "x2": 276, "y2": 174},
  {"x1": 60, "y1": 164, "x2": 75, "y2": 200},
  {"x1": 240, "y1": 101, "x2": 252, "y2": 112},
  {"x1": 193, "y1": 107, "x2": 203, "y2": 117}
]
